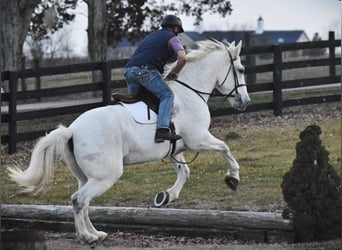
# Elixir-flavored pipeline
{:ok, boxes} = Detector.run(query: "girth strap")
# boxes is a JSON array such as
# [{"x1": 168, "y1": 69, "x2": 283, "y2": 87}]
[{"x1": 169, "y1": 122, "x2": 178, "y2": 156}]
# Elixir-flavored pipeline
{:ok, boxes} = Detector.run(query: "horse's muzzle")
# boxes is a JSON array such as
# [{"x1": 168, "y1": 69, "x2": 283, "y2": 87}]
[{"x1": 232, "y1": 93, "x2": 250, "y2": 111}]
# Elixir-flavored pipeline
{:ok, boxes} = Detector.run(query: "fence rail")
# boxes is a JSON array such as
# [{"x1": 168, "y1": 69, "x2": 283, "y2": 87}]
[{"x1": 1, "y1": 32, "x2": 341, "y2": 153}]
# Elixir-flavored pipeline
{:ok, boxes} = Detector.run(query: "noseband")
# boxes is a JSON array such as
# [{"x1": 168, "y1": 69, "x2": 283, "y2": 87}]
[{"x1": 175, "y1": 46, "x2": 246, "y2": 103}]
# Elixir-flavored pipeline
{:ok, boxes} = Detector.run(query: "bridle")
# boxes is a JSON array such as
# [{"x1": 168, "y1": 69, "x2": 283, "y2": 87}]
[
  {"x1": 175, "y1": 46, "x2": 246, "y2": 103},
  {"x1": 222, "y1": 47, "x2": 247, "y2": 100}
]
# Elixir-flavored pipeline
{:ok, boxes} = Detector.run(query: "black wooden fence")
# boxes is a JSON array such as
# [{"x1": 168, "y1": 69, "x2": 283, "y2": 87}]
[{"x1": 1, "y1": 32, "x2": 341, "y2": 153}]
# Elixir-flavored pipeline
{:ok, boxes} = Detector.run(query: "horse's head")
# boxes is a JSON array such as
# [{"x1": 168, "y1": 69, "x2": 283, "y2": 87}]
[{"x1": 215, "y1": 41, "x2": 250, "y2": 111}]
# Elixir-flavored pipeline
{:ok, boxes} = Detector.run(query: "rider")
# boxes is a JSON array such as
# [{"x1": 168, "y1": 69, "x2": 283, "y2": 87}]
[{"x1": 124, "y1": 15, "x2": 187, "y2": 143}]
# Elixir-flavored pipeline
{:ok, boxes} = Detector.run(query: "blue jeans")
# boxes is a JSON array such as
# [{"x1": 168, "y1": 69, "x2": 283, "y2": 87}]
[{"x1": 124, "y1": 66, "x2": 174, "y2": 129}]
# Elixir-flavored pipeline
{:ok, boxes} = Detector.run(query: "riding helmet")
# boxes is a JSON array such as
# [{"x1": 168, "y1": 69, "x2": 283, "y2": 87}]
[{"x1": 161, "y1": 15, "x2": 184, "y2": 33}]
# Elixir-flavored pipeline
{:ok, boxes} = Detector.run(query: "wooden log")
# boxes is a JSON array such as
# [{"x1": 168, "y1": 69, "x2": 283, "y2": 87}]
[{"x1": 1, "y1": 204, "x2": 292, "y2": 231}]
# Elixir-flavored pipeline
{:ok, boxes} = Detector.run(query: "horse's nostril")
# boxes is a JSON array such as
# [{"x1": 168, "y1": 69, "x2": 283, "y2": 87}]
[{"x1": 243, "y1": 95, "x2": 251, "y2": 106}]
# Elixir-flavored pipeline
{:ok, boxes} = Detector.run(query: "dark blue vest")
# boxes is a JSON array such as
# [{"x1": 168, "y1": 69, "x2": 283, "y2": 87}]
[{"x1": 126, "y1": 28, "x2": 175, "y2": 73}]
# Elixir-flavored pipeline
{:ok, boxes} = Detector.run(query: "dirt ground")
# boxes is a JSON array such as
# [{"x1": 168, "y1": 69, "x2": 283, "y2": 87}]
[{"x1": 45, "y1": 231, "x2": 340, "y2": 250}]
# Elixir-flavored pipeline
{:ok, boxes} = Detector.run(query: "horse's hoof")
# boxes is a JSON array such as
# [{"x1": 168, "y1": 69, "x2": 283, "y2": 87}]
[
  {"x1": 79, "y1": 233, "x2": 98, "y2": 245},
  {"x1": 96, "y1": 231, "x2": 108, "y2": 241},
  {"x1": 225, "y1": 176, "x2": 239, "y2": 191},
  {"x1": 154, "y1": 191, "x2": 169, "y2": 208}
]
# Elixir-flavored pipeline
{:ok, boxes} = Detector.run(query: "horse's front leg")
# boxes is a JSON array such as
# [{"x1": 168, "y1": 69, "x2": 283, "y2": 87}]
[
  {"x1": 154, "y1": 153, "x2": 190, "y2": 207},
  {"x1": 194, "y1": 132, "x2": 240, "y2": 191}
]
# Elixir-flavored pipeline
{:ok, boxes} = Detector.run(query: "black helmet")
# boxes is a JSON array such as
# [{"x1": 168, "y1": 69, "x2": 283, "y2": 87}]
[{"x1": 161, "y1": 15, "x2": 184, "y2": 33}]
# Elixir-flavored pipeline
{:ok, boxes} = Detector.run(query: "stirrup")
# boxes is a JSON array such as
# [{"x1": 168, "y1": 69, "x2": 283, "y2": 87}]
[{"x1": 155, "y1": 128, "x2": 182, "y2": 143}]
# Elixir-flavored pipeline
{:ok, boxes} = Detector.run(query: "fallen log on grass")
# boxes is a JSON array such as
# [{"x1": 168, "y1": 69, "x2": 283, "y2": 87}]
[
  {"x1": 1, "y1": 204, "x2": 294, "y2": 242},
  {"x1": 2, "y1": 204, "x2": 291, "y2": 230}
]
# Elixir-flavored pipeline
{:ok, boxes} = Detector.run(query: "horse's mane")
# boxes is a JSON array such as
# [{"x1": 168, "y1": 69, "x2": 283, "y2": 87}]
[
  {"x1": 187, "y1": 39, "x2": 226, "y2": 62},
  {"x1": 164, "y1": 39, "x2": 227, "y2": 76}
]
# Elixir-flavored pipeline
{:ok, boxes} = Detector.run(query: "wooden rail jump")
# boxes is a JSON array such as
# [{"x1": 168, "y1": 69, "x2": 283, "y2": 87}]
[{"x1": 1, "y1": 204, "x2": 294, "y2": 243}]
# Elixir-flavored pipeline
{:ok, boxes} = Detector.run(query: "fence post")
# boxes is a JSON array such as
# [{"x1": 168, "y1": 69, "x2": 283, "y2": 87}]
[
  {"x1": 328, "y1": 31, "x2": 335, "y2": 77},
  {"x1": 8, "y1": 71, "x2": 18, "y2": 154},
  {"x1": 102, "y1": 61, "x2": 112, "y2": 105},
  {"x1": 245, "y1": 32, "x2": 256, "y2": 84},
  {"x1": 33, "y1": 58, "x2": 41, "y2": 102},
  {"x1": 273, "y1": 45, "x2": 283, "y2": 116},
  {"x1": 21, "y1": 56, "x2": 27, "y2": 91}
]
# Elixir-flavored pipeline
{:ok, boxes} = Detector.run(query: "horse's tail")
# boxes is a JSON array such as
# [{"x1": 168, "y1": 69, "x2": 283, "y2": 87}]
[{"x1": 7, "y1": 125, "x2": 73, "y2": 194}]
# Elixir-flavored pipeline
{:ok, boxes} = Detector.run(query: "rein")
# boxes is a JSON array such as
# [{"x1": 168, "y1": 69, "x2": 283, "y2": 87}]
[
  {"x1": 174, "y1": 46, "x2": 246, "y2": 103},
  {"x1": 174, "y1": 79, "x2": 209, "y2": 103},
  {"x1": 162, "y1": 152, "x2": 200, "y2": 165}
]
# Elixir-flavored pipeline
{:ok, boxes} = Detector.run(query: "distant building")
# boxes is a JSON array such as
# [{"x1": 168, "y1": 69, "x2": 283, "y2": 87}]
[
  {"x1": 109, "y1": 16, "x2": 310, "y2": 59},
  {"x1": 184, "y1": 16, "x2": 309, "y2": 45},
  {"x1": 182, "y1": 16, "x2": 309, "y2": 58}
]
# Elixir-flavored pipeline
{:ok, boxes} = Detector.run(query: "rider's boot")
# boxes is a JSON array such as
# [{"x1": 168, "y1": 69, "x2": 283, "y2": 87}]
[{"x1": 155, "y1": 128, "x2": 182, "y2": 143}]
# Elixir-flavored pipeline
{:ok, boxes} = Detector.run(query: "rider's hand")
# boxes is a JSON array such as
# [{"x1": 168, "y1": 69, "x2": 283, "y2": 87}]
[{"x1": 166, "y1": 72, "x2": 178, "y2": 81}]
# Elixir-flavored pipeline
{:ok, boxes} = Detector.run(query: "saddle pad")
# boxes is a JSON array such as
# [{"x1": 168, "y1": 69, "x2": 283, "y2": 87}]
[{"x1": 119, "y1": 101, "x2": 157, "y2": 124}]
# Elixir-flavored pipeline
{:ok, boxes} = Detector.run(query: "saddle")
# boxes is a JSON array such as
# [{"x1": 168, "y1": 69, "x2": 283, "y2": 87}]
[{"x1": 112, "y1": 87, "x2": 160, "y2": 114}]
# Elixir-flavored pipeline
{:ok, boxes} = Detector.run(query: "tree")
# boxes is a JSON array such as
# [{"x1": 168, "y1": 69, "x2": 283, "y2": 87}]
[
  {"x1": 87, "y1": 0, "x2": 106, "y2": 63},
  {"x1": 281, "y1": 125, "x2": 341, "y2": 242},
  {"x1": 0, "y1": 0, "x2": 41, "y2": 72},
  {"x1": 28, "y1": 0, "x2": 77, "y2": 42},
  {"x1": 0, "y1": 0, "x2": 77, "y2": 71}
]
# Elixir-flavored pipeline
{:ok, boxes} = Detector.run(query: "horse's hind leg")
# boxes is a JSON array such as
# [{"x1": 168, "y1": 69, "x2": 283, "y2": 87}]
[
  {"x1": 62, "y1": 143, "x2": 99, "y2": 241},
  {"x1": 154, "y1": 153, "x2": 190, "y2": 207},
  {"x1": 71, "y1": 159, "x2": 123, "y2": 244},
  {"x1": 66, "y1": 167, "x2": 105, "y2": 241},
  {"x1": 72, "y1": 177, "x2": 119, "y2": 244}
]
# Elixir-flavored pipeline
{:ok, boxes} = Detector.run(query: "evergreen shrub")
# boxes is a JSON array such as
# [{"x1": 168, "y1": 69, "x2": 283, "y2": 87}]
[{"x1": 281, "y1": 125, "x2": 341, "y2": 242}]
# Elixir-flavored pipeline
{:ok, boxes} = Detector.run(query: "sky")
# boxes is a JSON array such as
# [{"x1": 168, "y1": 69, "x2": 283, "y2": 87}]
[{"x1": 67, "y1": 0, "x2": 341, "y2": 56}]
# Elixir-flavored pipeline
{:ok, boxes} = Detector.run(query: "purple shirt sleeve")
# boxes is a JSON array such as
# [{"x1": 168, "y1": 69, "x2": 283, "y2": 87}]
[{"x1": 168, "y1": 36, "x2": 184, "y2": 53}]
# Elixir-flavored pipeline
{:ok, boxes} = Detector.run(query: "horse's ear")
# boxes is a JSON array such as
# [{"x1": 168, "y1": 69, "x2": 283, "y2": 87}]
[
  {"x1": 237, "y1": 40, "x2": 242, "y2": 49},
  {"x1": 230, "y1": 41, "x2": 236, "y2": 47},
  {"x1": 236, "y1": 41, "x2": 242, "y2": 54}
]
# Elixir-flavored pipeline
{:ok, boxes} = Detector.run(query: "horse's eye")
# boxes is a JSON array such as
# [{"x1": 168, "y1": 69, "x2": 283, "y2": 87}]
[{"x1": 238, "y1": 69, "x2": 244, "y2": 74}]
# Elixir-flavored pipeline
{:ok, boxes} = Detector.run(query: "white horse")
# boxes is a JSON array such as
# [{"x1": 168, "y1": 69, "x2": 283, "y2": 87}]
[{"x1": 8, "y1": 40, "x2": 250, "y2": 244}]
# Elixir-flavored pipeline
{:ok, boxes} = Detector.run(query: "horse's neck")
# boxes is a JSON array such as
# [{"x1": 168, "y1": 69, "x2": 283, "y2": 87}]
[{"x1": 178, "y1": 51, "x2": 223, "y2": 95}]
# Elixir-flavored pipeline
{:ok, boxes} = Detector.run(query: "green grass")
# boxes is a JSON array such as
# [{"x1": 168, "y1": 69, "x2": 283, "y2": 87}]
[{"x1": 1, "y1": 106, "x2": 340, "y2": 211}]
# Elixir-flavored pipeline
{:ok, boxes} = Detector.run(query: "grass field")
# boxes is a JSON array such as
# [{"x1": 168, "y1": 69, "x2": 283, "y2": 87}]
[{"x1": 1, "y1": 103, "x2": 340, "y2": 212}]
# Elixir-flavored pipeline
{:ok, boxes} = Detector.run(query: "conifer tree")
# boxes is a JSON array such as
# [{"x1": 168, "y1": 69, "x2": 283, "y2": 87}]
[{"x1": 281, "y1": 125, "x2": 341, "y2": 242}]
